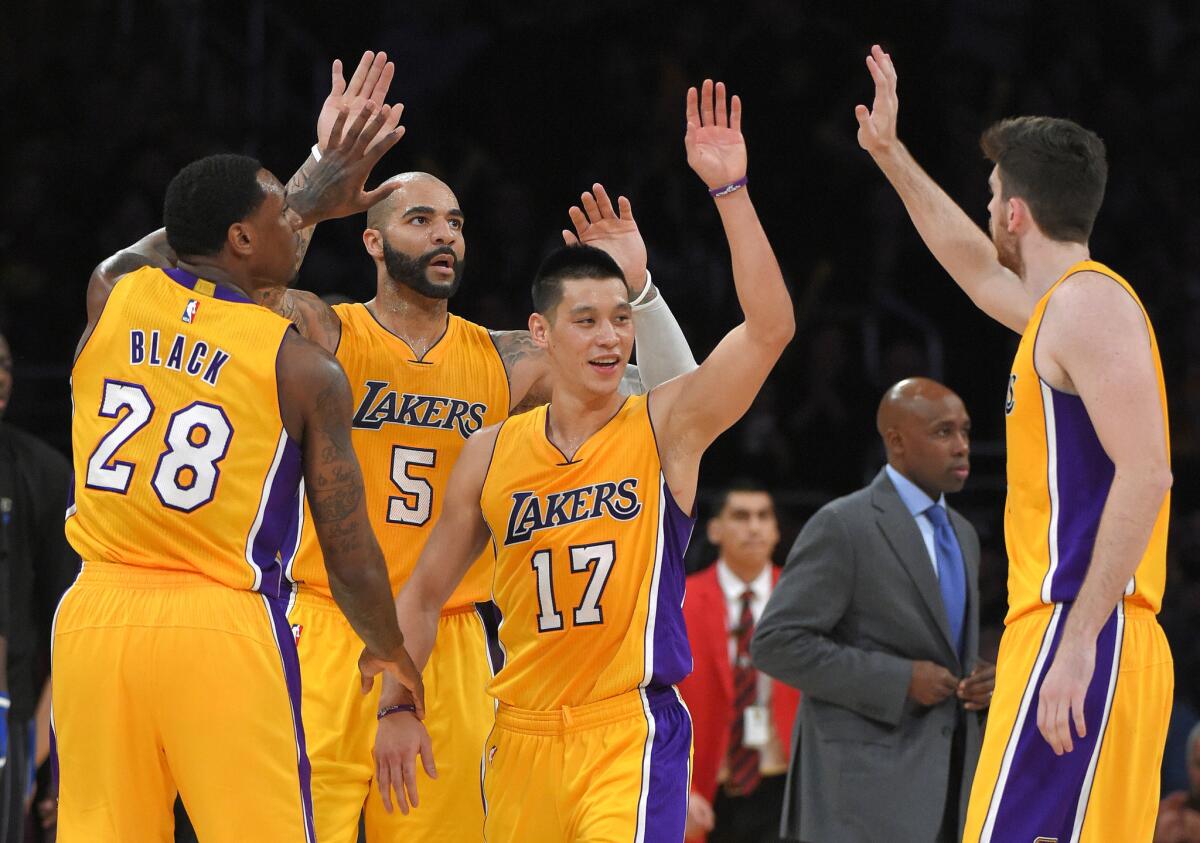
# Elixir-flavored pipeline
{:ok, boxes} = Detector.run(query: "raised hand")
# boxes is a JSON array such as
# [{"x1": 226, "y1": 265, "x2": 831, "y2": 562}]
[
  {"x1": 563, "y1": 184, "x2": 648, "y2": 294},
  {"x1": 358, "y1": 644, "x2": 426, "y2": 719},
  {"x1": 855, "y1": 44, "x2": 899, "y2": 156},
  {"x1": 684, "y1": 79, "x2": 746, "y2": 190},
  {"x1": 317, "y1": 51, "x2": 402, "y2": 152},
  {"x1": 288, "y1": 101, "x2": 406, "y2": 227}
]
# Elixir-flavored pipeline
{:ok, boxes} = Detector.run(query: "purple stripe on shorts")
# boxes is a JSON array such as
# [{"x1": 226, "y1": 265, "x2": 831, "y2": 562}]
[
  {"x1": 640, "y1": 686, "x2": 692, "y2": 842},
  {"x1": 986, "y1": 603, "x2": 1122, "y2": 841},
  {"x1": 1048, "y1": 390, "x2": 1115, "y2": 602},
  {"x1": 650, "y1": 477, "x2": 696, "y2": 688},
  {"x1": 251, "y1": 437, "x2": 303, "y2": 599},
  {"x1": 263, "y1": 594, "x2": 316, "y2": 843}
]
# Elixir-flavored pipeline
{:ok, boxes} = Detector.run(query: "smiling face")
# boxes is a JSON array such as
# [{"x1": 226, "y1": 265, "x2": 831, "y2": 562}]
[
  {"x1": 365, "y1": 174, "x2": 465, "y2": 299},
  {"x1": 531, "y1": 277, "x2": 634, "y2": 397}
]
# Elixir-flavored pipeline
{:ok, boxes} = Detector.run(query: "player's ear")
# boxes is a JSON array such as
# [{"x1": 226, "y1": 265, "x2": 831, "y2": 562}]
[
  {"x1": 363, "y1": 228, "x2": 384, "y2": 259},
  {"x1": 1006, "y1": 196, "x2": 1027, "y2": 234},
  {"x1": 529, "y1": 312, "x2": 551, "y2": 348},
  {"x1": 227, "y1": 222, "x2": 254, "y2": 257}
]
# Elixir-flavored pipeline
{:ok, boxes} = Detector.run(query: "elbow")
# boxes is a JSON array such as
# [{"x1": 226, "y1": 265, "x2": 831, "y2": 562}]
[
  {"x1": 751, "y1": 311, "x2": 796, "y2": 353},
  {"x1": 1153, "y1": 466, "x2": 1174, "y2": 497}
]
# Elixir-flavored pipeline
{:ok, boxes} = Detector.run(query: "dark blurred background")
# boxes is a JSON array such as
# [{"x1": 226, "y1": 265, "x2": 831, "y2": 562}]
[{"x1": 3, "y1": 0, "x2": 1200, "y2": 792}]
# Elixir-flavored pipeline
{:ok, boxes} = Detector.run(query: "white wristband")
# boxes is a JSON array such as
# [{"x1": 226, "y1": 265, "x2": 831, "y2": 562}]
[
  {"x1": 629, "y1": 270, "x2": 655, "y2": 308},
  {"x1": 311, "y1": 143, "x2": 322, "y2": 163}
]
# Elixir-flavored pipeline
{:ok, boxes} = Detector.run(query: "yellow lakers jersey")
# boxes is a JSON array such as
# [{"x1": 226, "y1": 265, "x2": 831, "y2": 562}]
[
  {"x1": 289, "y1": 305, "x2": 509, "y2": 605},
  {"x1": 67, "y1": 267, "x2": 303, "y2": 598},
  {"x1": 480, "y1": 396, "x2": 695, "y2": 710},
  {"x1": 1004, "y1": 260, "x2": 1169, "y2": 623}
]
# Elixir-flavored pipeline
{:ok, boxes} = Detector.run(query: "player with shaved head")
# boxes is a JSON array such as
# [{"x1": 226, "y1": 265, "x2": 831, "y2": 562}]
[{"x1": 98, "y1": 52, "x2": 700, "y2": 841}]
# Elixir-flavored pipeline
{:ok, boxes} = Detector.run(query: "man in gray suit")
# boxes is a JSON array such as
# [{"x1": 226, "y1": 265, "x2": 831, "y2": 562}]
[{"x1": 752, "y1": 377, "x2": 995, "y2": 842}]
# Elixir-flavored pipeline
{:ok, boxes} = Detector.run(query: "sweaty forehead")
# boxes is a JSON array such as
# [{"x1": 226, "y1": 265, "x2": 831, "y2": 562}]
[{"x1": 390, "y1": 177, "x2": 460, "y2": 216}]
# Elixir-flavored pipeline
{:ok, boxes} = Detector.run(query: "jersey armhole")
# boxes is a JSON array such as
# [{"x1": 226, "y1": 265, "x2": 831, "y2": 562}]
[
  {"x1": 485, "y1": 329, "x2": 513, "y2": 415},
  {"x1": 643, "y1": 391, "x2": 694, "y2": 519},
  {"x1": 74, "y1": 270, "x2": 135, "y2": 369}
]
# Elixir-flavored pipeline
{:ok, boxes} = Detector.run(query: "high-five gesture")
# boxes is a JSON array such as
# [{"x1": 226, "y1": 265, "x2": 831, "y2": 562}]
[
  {"x1": 317, "y1": 51, "x2": 403, "y2": 152},
  {"x1": 854, "y1": 44, "x2": 899, "y2": 156},
  {"x1": 288, "y1": 101, "x2": 406, "y2": 227},
  {"x1": 685, "y1": 79, "x2": 747, "y2": 189},
  {"x1": 563, "y1": 183, "x2": 648, "y2": 294}
]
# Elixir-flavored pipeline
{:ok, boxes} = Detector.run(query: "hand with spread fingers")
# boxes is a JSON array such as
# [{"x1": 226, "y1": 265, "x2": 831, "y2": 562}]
[
  {"x1": 1036, "y1": 638, "x2": 1095, "y2": 755},
  {"x1": 563, "y1": 183, "x2": 648, "y2": 295},
  {"x1": 958, "y1": 659, "x2": 996, "y2": 711},
  {"x1": 288, "y1": 99, "x2": 407, "y2": 227},
  {"x1": 316, "y1": 50, "x2": 403, "y2": 153},
  {"x1": 684, "y1": 79, "x2": 747, "y2": 190},
  {"x1": 854, "y1": 44, "x2": 900, "y2": 157}
]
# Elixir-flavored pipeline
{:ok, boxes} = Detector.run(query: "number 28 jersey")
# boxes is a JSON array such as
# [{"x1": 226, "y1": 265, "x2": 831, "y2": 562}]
[
  {"x1": 481, "y1": 396, "x2": 695, "y2": 711},
  {"x1": 67, "y1": 267, "x2": 303, "y2": 599},
  {"x1": 289, "y1": 304, "x2": 509, "y2": 606}
]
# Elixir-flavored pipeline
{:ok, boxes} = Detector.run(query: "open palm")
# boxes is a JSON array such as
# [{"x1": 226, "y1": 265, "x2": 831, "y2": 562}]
[
  {"x1": 685, "y1": 79, "x2": 747, "y2": 189},
  {"x1": 562, "y1": 184, "x2": 647, "y2": 291},
  {"x1": 317, "y1": 51, "x2": 403, "y2": 151}
]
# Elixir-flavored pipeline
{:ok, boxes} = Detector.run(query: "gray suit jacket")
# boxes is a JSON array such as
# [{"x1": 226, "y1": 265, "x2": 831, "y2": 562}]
[{"x1": 751, "y1": 468, "x2": 983, "y2": 843}]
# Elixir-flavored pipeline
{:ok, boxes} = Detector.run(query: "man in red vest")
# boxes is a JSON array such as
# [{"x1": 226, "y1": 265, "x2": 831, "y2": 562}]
[{"x1": 680, "y1": 483, "x2": 801, "y2": 842}]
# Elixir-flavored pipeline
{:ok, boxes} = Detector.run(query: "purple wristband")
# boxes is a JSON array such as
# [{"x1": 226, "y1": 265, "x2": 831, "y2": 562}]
[
  {"x1": 377, "y1": 703, "x2": 417, "y2": 720},
  {"x1": 708, "y1": 176, "x2": 748, "y2": 198}
]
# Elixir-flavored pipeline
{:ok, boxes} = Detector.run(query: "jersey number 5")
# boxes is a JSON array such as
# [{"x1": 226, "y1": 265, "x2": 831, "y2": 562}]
[
  {"x1": 387, "y1": 446, "x2": 436, "y2": 526},
  {"x1": 531, "y1": 541, "x2": 615, "y2": 632},
  {"x1": 85, "y1": 379, "x2": 233, "y2": 512}
]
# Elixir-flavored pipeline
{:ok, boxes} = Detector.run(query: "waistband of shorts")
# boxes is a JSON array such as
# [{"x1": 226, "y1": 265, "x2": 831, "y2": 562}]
[
  {"x1": 495, "y1": 686, "x2": 678, "y2": 736},
  {"x1": 1010, "y1": 599, "x2": 1158, "y2": 624},
  {"x1": 77, "y1": 559, "x2": 223, "y2": 589},
  {"x1": 293, "y1": 585, "x2": 480, "y2": 620}
]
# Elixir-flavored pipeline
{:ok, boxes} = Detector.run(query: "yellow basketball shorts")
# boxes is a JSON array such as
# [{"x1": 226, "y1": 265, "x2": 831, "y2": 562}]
[
  {"x1": 963, "y1": 602, "x2": 1172, "y2": 842},
  {"x1": 51, "y1": 561, "x2": 314, "y2": 843},
  {"x1": 482, "y1": 686, "x2": 692, "y2": 842},
  {"x1": 289, "y1": 590, "x2": 496, "y2": 843}
]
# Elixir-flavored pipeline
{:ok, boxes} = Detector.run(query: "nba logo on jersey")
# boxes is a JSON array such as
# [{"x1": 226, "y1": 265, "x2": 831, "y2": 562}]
[
  {"x1": 291, "y1": 624, "x2": 303, "y2": 645},
  {"x1": 182, "y1": 299, "x2": 199, "y2": 324}
]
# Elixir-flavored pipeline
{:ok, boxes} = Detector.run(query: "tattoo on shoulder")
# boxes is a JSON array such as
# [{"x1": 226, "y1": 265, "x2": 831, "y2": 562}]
[
  {"x1": 307, "y1": 379, "x2": 363, "y2": 526},
  {"x1": 491, "y1": 330, "x2": 541, "y2": 373}
]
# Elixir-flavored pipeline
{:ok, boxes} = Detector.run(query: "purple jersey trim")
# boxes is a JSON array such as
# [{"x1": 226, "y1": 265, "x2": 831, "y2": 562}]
[
  {"x1": 649, "y1": 477, "x2": 695, "y2": 689},
  {"x1": 163, "y1": 267, "x2": 254, "y2": 305},
  {"x1": 637, "y1": 686, "x2": 692, "y2": 841},
  {"x1": 249, "y1": 436, "x2": 304, "y2": 599},
  {"x1": 1046, "y1": 388, "x2": 1115, "y2": 603}
]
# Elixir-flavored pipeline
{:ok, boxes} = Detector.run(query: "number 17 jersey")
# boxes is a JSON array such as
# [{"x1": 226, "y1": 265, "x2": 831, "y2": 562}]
[{"x1": 289, "y1": 304, "x2": 509, "y2": 605}]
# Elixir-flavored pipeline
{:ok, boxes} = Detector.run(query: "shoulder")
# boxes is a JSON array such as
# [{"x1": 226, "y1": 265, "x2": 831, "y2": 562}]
[
  {"x1": 277, "y1": 328, "x2": 346, "y2": 392},
  {"x1": 685, "y1": 564, "x2": 721, "y2": 595},
  {"x1": 488, "y1": 329, "x2": 542, "y2": 368},
  {"x1": 1045, "y1": 269, "x2": 1144, "y2": 329},
  {"x1": 948, "y1": 506, "x2": 979, "y2": 539},
  {"x1": 263, "y1": 289, "x2": 343, "y2": 353}
]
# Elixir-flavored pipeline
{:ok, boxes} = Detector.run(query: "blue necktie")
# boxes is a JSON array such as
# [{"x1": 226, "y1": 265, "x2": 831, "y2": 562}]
[{"x1": 924, "y1": 504, "x2": 966, "y2": 660}]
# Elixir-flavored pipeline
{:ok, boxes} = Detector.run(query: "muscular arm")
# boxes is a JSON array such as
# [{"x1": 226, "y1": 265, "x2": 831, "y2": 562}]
[
  {"x1": 379, "y1": 427, "x2": 496, "y2": 703},
  {"x1": 1035, "y1": 274, "x2": 1172, "y2": 752},
  {"x1": 857, "y1": 46, "x2": 1032, "y2": 332},
  {"x1": 277, "y1": 331, "x2": 405, "y2": 659},
  {"x1": 283, "y1": 154, "x2": 320, "y2": 276},
  {"x1": 257, "y1": 287, "x2": 343, "y2": 353},
  {"x1": 77, "y1": 229, "x2": 178, "y2": 359}
]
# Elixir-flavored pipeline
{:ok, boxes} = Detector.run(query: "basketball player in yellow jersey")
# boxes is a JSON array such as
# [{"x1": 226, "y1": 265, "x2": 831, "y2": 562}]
[
  {"x1": 858, "y1": 46, "x2": 1173, "y2": 842},
  {"x1": 57, "y1": 103, "x2": 429, "y2": 841},
  {"x1": 373, "y1": 79, "x2": 795, "y2": 842}
]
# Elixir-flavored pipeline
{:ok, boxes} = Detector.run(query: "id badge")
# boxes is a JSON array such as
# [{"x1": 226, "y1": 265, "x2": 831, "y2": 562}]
[{"x1": 743, "y1": 705, "x2": 770, "y2": 749}]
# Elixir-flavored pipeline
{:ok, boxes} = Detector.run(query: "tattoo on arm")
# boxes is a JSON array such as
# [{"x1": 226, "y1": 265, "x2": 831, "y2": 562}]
[
  {"x1": 285, "y1": 154, "x2": 320, "y2": 274},
  {"x1": 492, "y1": 330, "x2": 551, "y2": 412}
]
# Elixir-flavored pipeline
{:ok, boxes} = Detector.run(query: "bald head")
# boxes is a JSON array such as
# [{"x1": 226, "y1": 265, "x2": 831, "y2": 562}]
[
  {"x1": 365, "y1": 172, "x2": 457, "y2": 231},
  {"x1": 878, "y1": 378, "x2": 971, "y2": 498}
]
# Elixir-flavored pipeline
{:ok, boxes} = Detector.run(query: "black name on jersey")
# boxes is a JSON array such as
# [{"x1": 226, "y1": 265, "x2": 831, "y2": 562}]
[
  {"x1": 352, "y1": 379, "x2": 488, "y2": 439},
  {"x1": 129, "y1": 330, "x2": 231, "y2": 387},
  {"x1": 503, "y1": 478, "x2": 642, "y2": 545}
]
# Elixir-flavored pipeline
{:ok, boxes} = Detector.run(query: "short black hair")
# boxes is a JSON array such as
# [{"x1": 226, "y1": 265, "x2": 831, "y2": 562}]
[
  {"x1": 714, "y1": 479, "x2": 774, "y2": 515},
  {"x1": 981, "y1": 116, "x2": 1107, "y2": 243},
  {"x1": 531, "y1": 244, "x2": 628, "y2": 316},
  {"x1": 163, "y1": 154, "x2": 267, "y2": 257}
]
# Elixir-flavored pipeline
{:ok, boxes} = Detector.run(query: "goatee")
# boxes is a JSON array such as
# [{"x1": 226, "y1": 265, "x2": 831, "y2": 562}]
[{"x1": 382, "y1": 241, "x2": 464, "y2": 300}]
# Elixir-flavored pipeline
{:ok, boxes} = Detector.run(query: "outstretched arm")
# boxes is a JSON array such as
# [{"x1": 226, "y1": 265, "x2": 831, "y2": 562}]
[
  {"x1": 652, "y1": 80, "x2": 795, "y2": 510},
  {"x1": 856, "y1": 45, "x2": 1032, "y2": 333},
  {"x1": 372, "y1": 425, "x2": 497, "y2": 813}
]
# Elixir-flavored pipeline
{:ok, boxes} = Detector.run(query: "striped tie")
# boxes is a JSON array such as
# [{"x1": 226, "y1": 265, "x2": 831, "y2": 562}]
[{"x1": 726, "y1": 589, "x2": 761, "y2": 797}]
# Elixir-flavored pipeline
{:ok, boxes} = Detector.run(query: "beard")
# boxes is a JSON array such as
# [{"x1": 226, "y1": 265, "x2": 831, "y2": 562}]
[
  {"x1": 381, "y1": 240, "x2": 464, "y2": 300},
  {"x1": 992, "y1": 219, "x2": 1024, "y2": 277}
]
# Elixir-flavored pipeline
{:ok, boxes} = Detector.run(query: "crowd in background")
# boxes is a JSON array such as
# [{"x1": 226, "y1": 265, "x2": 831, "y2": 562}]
[{"x1": 4, "y1": 0, "x2": 1200, "y2": 819}]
